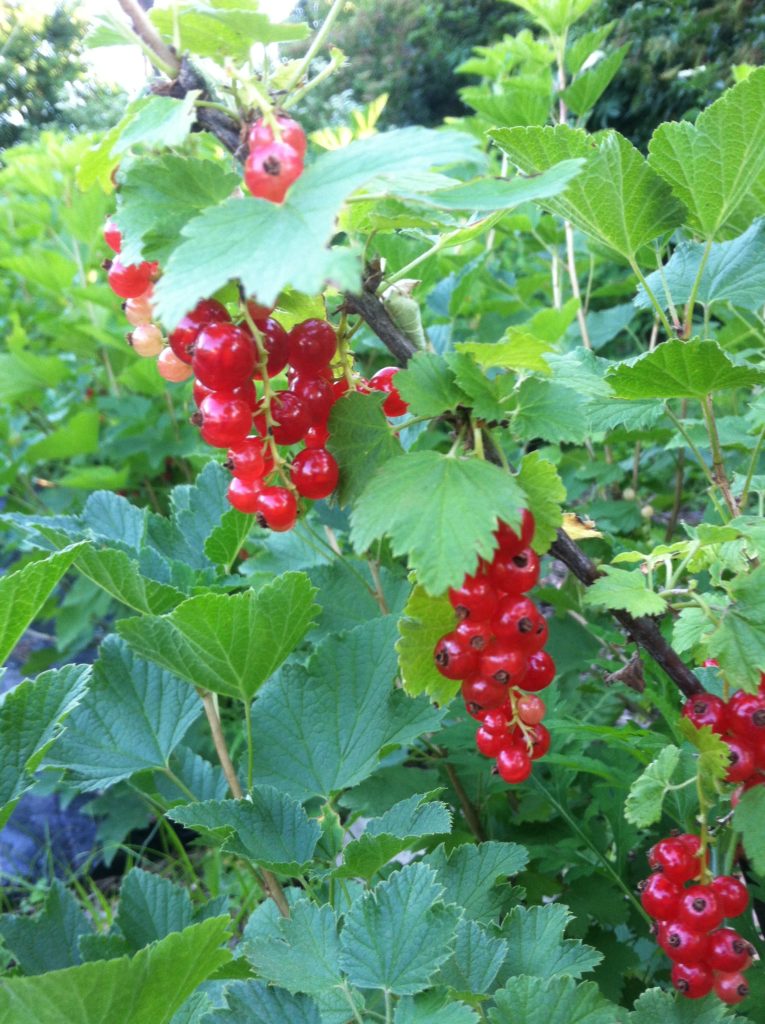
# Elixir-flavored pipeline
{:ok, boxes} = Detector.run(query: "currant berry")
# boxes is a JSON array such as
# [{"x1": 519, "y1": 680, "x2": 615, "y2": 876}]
[
  {"x1": 129, "y1": 323, "x2": 164, "y2": 358},
  {"x1": 527, "y1": 722, "x2": 551, "y2": 759},
  {"x1": 124, "y1": 291, "x2": 154, "y2": 326},
  {"x1": 490, "y1": 547, "x2": 541, "y2": 594},
  {"x1": 288, "y1": 319, "x2": 337, "y2": 374},
  {"x1": 198, "y1": 393, "x2": 252, "y2": 448},
  {"x1": 648, "y1": 837, "x2": 700, "y2": 885},
  {"x1": 333, "y1": 377, "x2": 350, "y2": 400},
  {"x1": 658, "y1": 920, "x2": 709, "y2": 964},
  {"x1": 157, "y1": 347, "x2": 194, "y2": 382},
  {"x1": 724, "y1": 734, "x2": 756, "y2": 783},
  {"x1": 368, "y1": 366, "x2": 408, "y2": 418},
  {"x1": 455, "y1": 619, "x2": 493, "y2": 653},
  {"x1": 103, "y1": 217, "x2": 122, "y2": 253},
  {"x1": 193, "y1": 379, "x2": 256, "y2": 410},
  {"x1": 713, "y1": 972, "x2": 749, "y2": 1006},
  {"x1": 482, "y1": 708, "x2": 509, "y2": 733},
  {"x1": 226, "y1": 437, "x2": 268, "y2": 482},
  {"x1": 270, "y1": 391, "x2": 311, "y2": 445},
  {"x1": 520, "y1": 650, "x2": 556, "y2": 692},
  {"x1": 434, "y1": 632, "x2": 479, "y2": 680},
  {"x1": 494, "y1": 509, "x2": 535, "y2": 556},
  {"x1": 492, "y1": 595, "x2": 548, "y2": 652},
  {"x1": 682, "y1": 692, "x2": 728, "y2": 734},
  {"x1": 290, "y1": 448, "x2": 339, "y2": 500},
  {"x1": 246, "y1": 298, "x2": 274, "y2": 321},
  {"x1": 462, "y1": 674, "x2": 508, "y2": 713},
  {"x1": 706, "y1": 928, "x2": 754, "y2": 972},
  {"x1": 244, "y1": 140, "x2": 303, "y2": 203},
  {"x1": 710, "y1": 875, "x2": 749, "y2": 918},
  {"x1": 671, "y1": 962, "x2": 714, "y2": 1000},
  {"x1": 192, "y1": 323, "x2": 256, "y2": 391},
  {"x1": 517, "y1": 694, "x2": 546, "y2": 726},
  {"x1": 677, "y1": 885, "x2": 725, "y2": 932},
  {"x1": 169, "y1": 299, "x2": 231, "y2": 364},
  {"x1": 639, "y1": 872, "x2": 682, "y2": 920},
  {"x1": 727, "y1": 690, "x2": 765, "y2": 741},
  {"x1": 289, "y1": 374, "x2": 335, "y2": 424},
  {"x1": 254, "y1": 486, "x2": 298, "y2": 531},
  {"x1": 107, "y1": 257, "x2": 156, "y2": 299},
  {"x1": 246, "y1": 317, "x2": 290, "y2": 379},
  {"x1": 449, "y1": 572, "x2": 499, "y2": 621},
  {"x1": 479, "y1": 642, "x2": 528, "y2": 686},
  {"x1": 227, "y1": 476, "x2": 263, "y2": 514},
  {"x1": 305, "y1": 423, "x2": 330, "y2": 448},
  {"x1": 476, "y1": 727, "x2": 505, "y2": 757},
  {"x1": 249, "y1": 114, "x2": 307, "y2": 160},
  {"x1": 496, "y1": 743, "x2": 533, "y2": 784}
]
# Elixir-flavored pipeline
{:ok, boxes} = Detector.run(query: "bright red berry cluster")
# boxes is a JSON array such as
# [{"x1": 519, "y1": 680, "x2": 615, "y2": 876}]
[
  {"x1": 244, "y1": 114, "x2": 306, "y2": 204},
  {"x1": 640, "y1": 835, "x2": 753, "y2": 1004},
  {"x1": 682, "y1": 665, "x2": 765, "y2": 793},
  {"x1": 432, "y1": 509, "x2": 556, "y2": 785}
]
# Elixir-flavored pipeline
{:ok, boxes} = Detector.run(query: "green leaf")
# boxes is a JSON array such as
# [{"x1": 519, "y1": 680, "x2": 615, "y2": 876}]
[
  {"x1": 629, "y1": 987, "x2": 747, "y2": 1024},
  {"x1": 336, "y1": 794, "x2": 453, "y2": 880},
  {"x1": 508, "y1": 0, "x2": 596, "y2": 37},
  {"x1": 150, "y1": 6, "x2": 309, "y2": 62},
  {"x1": 566, "y1": 22, "x2": 617, "y2": 75},
  {"x1": 0, "y1": 664, "x2": 90, "y2": 828},
  {"x1": 732, "y1": 785, "x2": 765, "y2": 874},
  {"x1": 446, "y1": 352, "x2": 515, "y2": 421},
  {"x1": 24, "y1": 410, "x2": 99, "y2": 463},
  {"x1": 437, "y1": 918, "x2": 508, "y2": 995},
  {"x1": 607, "y1": 339, "x2": 765, "y2": 399},
  {"x1": 514, "y1": 379, "x2": 589, "y2": 444},
  {"x1": 456, "y1": 331, "x2": 554, "y2": 374},
  {"x1": 114, "y1": 95, "x2": 198, "y2": 154},
  {"x1": 57, "y1": 465, "x2": 131, "y2": 490},
  {"x1": 203, "y1": 981, "x2": 321, "y2": 1024},
  {"x1": 249, "y1": 618, "x2": 444, "y2": 800},
  {"x1": 0, "y1": 544, "x2": 86, "y2": 665},
  {"x1": 169, "y1": 790, "x2": 321, "y2": 874},
  {"x1": 118, "y1": 156, "x2": 240, "y2": 266},
  {"x1": 395, "y1": 353, "x2": 467, "y2": 417},
  {"x1": 204, "y1": 509, "x2": 252, "y2": 572},
  {"x1": 0, "y1": 881, "x2": 90, "y2": 976},
  {"x1": 396, "y1": 584, "x2": 461, "y2": 705},
  {"x1": 490, "y1": 126, "x2": 684, "y2": 260},
  {"x1": 116, "y1": 869, "x2": 194, "y2": 952},
  {"x1": 498, "y1": 904, "x2": 603, "y2": 981},
  {"x1": 153, "y1": 127, "x2": 480, "y2": 324},
  {"x1": 0, "y1": 918, "x2": 231, "y2": 1024},
  {"x1": 412, "y1": 161, "x2": 584, "y2": 210},
  {"x1": 395, "y1": 992, "x2": 478, "y2": 1024},
  {"x1": 678, "y1": 721, "x2": 730, "y2": 786},
  {"x1": 339, "y1": 863, "x2": 459, "y2": 995},
  {"x1": 517, "y1": 452, "x2": 566, "y2": 554},
  {"x1": 707, "y1": 566, "x2": 765, "y2": 689},
  {"x1": 583, "y1": 566, "x2": 667, "y2": 617},
  {"x1": 648, "y1": 68, "x2": 765, "y2": 237},
  {"x1": 243, "y1": 900, "x2": 342, "y2": 996},
  {"x1": 0, "y1": 350, "x2": 70, "y2": 402},
  {"x1": 636, "y1": 219, "x2": 765, "y2": 312},
  {"x1": 561, "y1": 45, "x2": 630, "y2": 116},
  {"x1": 74, "y1": 546, "x2": 184, "y2": 615},
  {"x1": 624, "y1": 745, "x2": 681, "y2": 827},
  {"x1": 47, "y1": 636, "x2": 200, "y2": 791},
  {"x1": 489, "y1": 976, "x2": 617, "y2": 1024},
  {"x1": 155, "y1": 746, "x2": 228, "y2": 805},
  {"x1": 424, "y1": 842, "x2": 529, "y2": 921},
  {"x1": 350, "y1": 453, "x2": 525, "y2": 595},
  {"x1": 117, "y1": 573, "x2": 319, "y2": 701},
  {"x1": 327, "y1": 392, "x2": 403, "y2": 507}
]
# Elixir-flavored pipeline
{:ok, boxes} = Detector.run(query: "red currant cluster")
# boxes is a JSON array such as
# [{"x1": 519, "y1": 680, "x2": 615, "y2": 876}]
[
  {"x1": 243, "y1": 114, "x2": 306, "y2": 204},
  {"x1": 682, "y1": 669, "x2": 765, "y2": 795},
  {"x1": 640, "y1": 834, "x2": 753, "y2": 1004},
  {"x1": 432, "y1": 509, "x2": 557, "y2": 784}
]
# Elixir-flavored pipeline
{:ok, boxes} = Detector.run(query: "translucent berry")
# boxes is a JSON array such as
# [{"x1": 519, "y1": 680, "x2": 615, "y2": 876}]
[
  {"x1": 227, "y1": 476, "x2": 263, "y2": 514},
  {"x1": 227, "y1": 437, "x2": 268, "y2": 482},
  {"x1": 254, "y1": 486, "x2": 298, "y2": 531},
  {"x1": 124, "y1": 291, "x2": 154, "y2": 326},
  {"x1": 244, "y1": 140, "x2": 303, "y2": 203},
  {"x1": 462, "y1": 674, "x2": 507, "y2": 713},
  {"x1": 454, "y1": 619, "x2": 493, "y2": 653},
  {"x1": 107, "y1": 257, "x2": 156, "y2": 299},
  {"x1": 677, "y1": 885, "x2": 724, "y2": 932},
  {"x1": 479, "y1": 642, "x2": 528, "y2": 686},
  {"x1": 490, "y1": 547, "x2": 541, "y2": 594},
  {"x1": 648, "y1": 837, "x2": 700, "y2": 885},
  {"x1": 682, "y1": 692, "x2": 728, "y2": 734},
  {"x1": 476, "y1": 727, "x2": 505, "y2": 757},
  {"x1": 710, "y1": 875, "x2": 749, "y2": 918},
  {"x1": 527, "y1": 722, "x2": 551, "y2": 759},
  {"x1": 369, "y1": 366, "x2": 409, "y2": 418},
  {"x1": 727, "y1": 690, "x2": 765, "y2": 742},
  {"x1": 449, "y1": 572, "x2": 499, "y2": 621},
  {"x1": 129, "y1": 323, "x2": 164, "y2": 358},
  {"x1": 724, "y1": 734, "x2": 756, "y2": 783},
  {"x1": 434, "y1": 632, "x2": 479, "y2": 680},
  {"x1": 288, "y1": 319, "x2": 337, "y2": 374},
  {"x1": 169, "y1": 299, "x2": 230, "y2": 364},
  {"x1": 706, "y1": 928, "x2": 754, "y2": 973},
  {"x1": 517, "y1": 694, "x2": 546, "y2": 726},
  {"x1": 714, "y1": 972, "x2": 749, "y2": 1006},
  {"x1": 270, "y1": 391, "x2": 311, "y2": 445},
  {"x1": 640, "y1": 872, "x2": 682, "y2": 920},
  {"x1": 492, "y1": 595, "x2": 548, "y2": 652},
  {"x1": 247, "y1": 317, "x2": 290, "y2": 379},
  {"x1": 520, "y1": 650, "x2": 556, "y2": 692},
  {"x1": 671, "y1": 962, "x2": 714, "y2": 999},
  {"x1": 157, "y1": 347, "x2": 193, "y2": 382},
  {"x1": 198, "y1": 393, "x2": 252, "y2": 448},
  {"x1": 249, "y1": 114, "x2": 307, "y2": 160},
  {"x1": 658, "y1": 920, "x2": 709, "y2": 963},
  {"x1": 494, "y1": 509, "x2": 535, "y2": 556},
  {"x1": 103, "y1": 217, "x2": 122, "y2": 253},
  {"x1": 290, "y1": 448, "x2": 339, "y2": 500},
  {"x1": 496, "y1": 743, "x2": 532, "y2": 784},
  {"x1": 193, "y1": 379, "x2": 256, "y2": 410},
  {"x1": 305, "y1": 423, "x2": 330, "y2": 448},
  {"x1": 192, "y1": 323, "x2": 256, "y2": 391},
  {"x1": 289, "y1": 374, "x2": 335, "y2": 424}
]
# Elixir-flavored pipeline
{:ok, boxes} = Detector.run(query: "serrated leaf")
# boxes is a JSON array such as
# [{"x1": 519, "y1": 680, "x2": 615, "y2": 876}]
[
  {"x1": 648, "y1": 68, "x2": 765, "y2": 237},
  {"x1": 339, "y1": 863, "x2": 459, "y2": 995},
  {"x1": 243, "y1": 900, "x2": 342, "y2": 995},
  {"x1": 566, "y1": 22, "x2": 617, "y2": 75},
  {"x1": 203, "y1": 981, "x2": 321, "y2": 1024},
  {"x1": 395, "y1": 992, "x2": 478, "y2": 1024},
  {"x1": 457, "y1": 330, "x2": 554, "y2": 374},
  {"x1": 679, "y1": 721, "x2": 730, "y2": 784},
  {"x1": 169, "y1": 790, "x2": 321, "y2": 874},
  {"x1": 517, "y1": 452, "x2": 566, "y2": 553},
  {"x1": 447, "y1": 351, "x2": 514, "y2": 421},
  {"x1": 74, "y1": 545, "x2": 184, "y2": 615},
  {"x1": 583, "y1": 566, "x2": 667, "y2": 616},
  {"x1": 607, "y1": 339, "x2": 765, "y2": 399},
  {"x1": 114, "y1": 94, "x2": 198, "y2": 154},
  {"x1": 0, "y1": 544, "x2": 86, "y2": 664},
  {"x1": 396, "y1": 584, "x2": 461, "y2": 705},
  {"x1": 514, "y1": 379, "x2": 589, "y2": 444},
  {"x1": 47, "y1": 636, "x2": 200, "y2": 791},
  {"x1": 424, "y1": 842, "x2": 529, "y2": 921},
  {"x1": 328, "y1": 392, "x2": 404, "y2": 506},
  {"x1": 0, "y1": 881, "x2": 91, "y2": 976},
  {"x1": 490, "y1": 126, "x2": 684, "y2": 260},
  {"x1": 203, "y1": 508, "x2": 252, "y2": 571},
  {"x1": 0, "y1": 918, "x2": 231, "y2": 1024},
  {"x1": 508, "y1": 0, "x2": 596, "y2": 37},
  {"x1": 629, "y1": 986, "x2": 748, "y2": 1023},
  {"x1": 561, "y1": 44, "x2": 630, "y2": 116},
  {"x1": 150, "y1": 6, "x2": 309, "y2": 62},
  {"x1": 350, "y1": 452, "x2": 525, "y2": 595},
  {"x1": 413, "y1": 161, "x2": 583, "y2": 211},
  {"x1": 0, "y1": 664, "x2": 90, "y2": 828},
  {"x1": 249, "y1": 618, "x2": 444, "y2": 800},
  {"x1": 153, "y1": 128, "x2": 480, "y2": 325},
  {"x1": 490, "y1": 976, "x2": 616, "y2": 1024},
  {"x1": 733, "y1": 785, "x2": 765, "y2": 874},
  {"x1": 155, "y1": 746, "x2": 228, "y2": 805},
  {"x1": 707, "y1": 566, "x2": 765, "y2": 689},
  {"x1": 437, "y1": 918, "x2": 508, "y2": 995},
  {"x1": 395, "y1": 352, "x2": 467, "y2": 417},
  {"x1": 117, "y1": 573, "x2": 319, "y2": 701},
  {"x1": 336, "y1": 794, "x2": 453, "y2": 880},
  {"x1": 116, "y1": 869, "x2": 194, "y2": 952},
  {"x1": 498, "y1": 904, "x2": 603, "y2": 981},
  {"x1": 673, "y1": 607, "x2": 715, "y2": 655},
  {"x1": 624, "y1": 745, "x2": 681, "y2": 827}
]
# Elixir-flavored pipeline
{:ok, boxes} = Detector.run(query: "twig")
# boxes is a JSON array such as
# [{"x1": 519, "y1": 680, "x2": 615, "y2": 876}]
[{"x1": 116, "y1": 0, "x2": 180, "y2": 76}]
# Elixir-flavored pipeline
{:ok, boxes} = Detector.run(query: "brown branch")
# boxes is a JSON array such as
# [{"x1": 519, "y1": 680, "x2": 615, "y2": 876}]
[
  {"x1": 116, "y1": 0, "x2": 180, "y2": 75},
  {"x1": 445, "y1": 763, "x2": 486, "y2": 842}
]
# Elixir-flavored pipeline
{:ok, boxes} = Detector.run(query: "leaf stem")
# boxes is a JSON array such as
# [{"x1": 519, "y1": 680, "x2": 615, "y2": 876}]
[
  {"x1": 384, "y1": 989, "x2": 393, "y2": 1024},
  {"x1": 701, "y1": 394, "x2": 739, "y2": 518},
  {"x1": 244, "y1": 700, "x2": 254, "y2": 794},
  {"x1": 663, "y1": 404, "x2": 715, "y2": 488},
  {"x1": 683, "y1": 238, "x2": 713, "y2": 338},
  {"x1": 739, "y1": 422, "x2": 765, "y2": 510},
  {"x1": 341, "y1": 983, "x2": 366, "y2": 1024},
  {"x1": 629, "y1": 258, "x2": 675, "y2": 339},
  {"x1": 283, "y1": 0, "x2": 345, "y2": 94},
  {"x1": 444, "y1": 762, "x2": 486, "y2": 842},
  {"x1": 116, "y1": 0, "x2": 180, "y2": 78}
]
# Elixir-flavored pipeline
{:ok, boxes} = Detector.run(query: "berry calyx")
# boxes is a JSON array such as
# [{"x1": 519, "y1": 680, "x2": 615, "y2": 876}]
[
  {"x1": 254, "y1": 486, "x2": 298, "y2": 531},
  {"x1": 492, "y1": 595, "x2": 548, "y2": 652},
  {"x1": 290, "y1": 447, "x2": 339, "y2": 499},
  {"x1": 658, "y1": 920, "x2": 709, "y2": 964},
  {"x1": 434, "y1": 632, "x2": 479, "y2": 680},
  {"x1": 461, "y1": 674, "x2": 508, "y2": 713},
  {"x1": 676, "y1": 885, "x2": 725, "y2": 932},
  {"x1": 682, "y1": 692, "x2": 728, "y2": 734},
  {"x1": 724, "y1": 734, "x2": 756, "y2": 783},
  {"x1": 479, "y1": 641, "x2": 528, "y2": 686},
  {"x1": 490, "y1": 547, "x2": 541, "y2": 594},
  {"x1": 727, "y1": 690, "x2": 765, "y2": 741},
  {"x1": 244, "y1": 140, "x2": 303, "y2": 203},
  {"x1": 706, "y1": 928, "x2": 754, "y2": 973}
]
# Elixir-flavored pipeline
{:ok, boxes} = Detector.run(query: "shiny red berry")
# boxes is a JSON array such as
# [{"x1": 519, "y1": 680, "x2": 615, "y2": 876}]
[
  {"x1": 254, "y1": 486, "x2": 298, "y2": 531},
  {"x1": 244, "y1": 140, "x2": 303, "y2": 203},
  {"x1": 706, "y1": 928, "x2": 754, "y2": 972},
  {"x1": 305, "y1": 423, "x2": 330, "y2": 448},
  {"x1": 169, "y1": 299, "x2": 231, "y2": 364},
  {"x1": 527, "y1": 723, "x2": 551, "y2": 759},
  {"x1": 454, "y1": 619, "x2": 493, "y2": 653},
  {"x1": 289, "y1": 374, "x2": 335, "y2": 424},
  {"x1": 270, "y1": 391, "x2": 311, "y2": 445},
  {"x1": 517, "y1": 694, "x2": 546, "y2": 726},
  {"x1": 640, "y1": 872, "x2": 682, "y2": 920},
  {"x1": 710, "y1": 875, "x2": 749, "y2": 918},
  {"x1": 369, "y1": 366, "x2": 408, "y2": 417},
  {"x1": 490, "y1": 547, "x2": 540, "y2": 594},
  {"x1": 727, "y1": 690, "x2": 765, "y2": 742},
  {"x1": 103, "y1": 217, "x2": 122, "y2": 253},
  {"x1": 658, "y1": 920, "x2": 709, "y2": 964},
  {"x1": 246, "y1": 298, "x2": 274, "y2": 321},
  {"x1": 671, "y1": 962, "x2": 714, "y2": 999},
  {"x1": 246, "y1": 317, "x2": 290, "y2": 379},
  {"x1": 494, "y1": 510, "x2": 535, "y2": 556},
  {"x1": 434, "y1": 632, "x2": 479, "y2": 680},
  {"x1": 107, "y1": 257, "x2": 156, "y2": 299},
  {"x1": 476, "y1": 726, "x2": 505, "y2": 757},
  {"x1": 449, "y1": 573, "x2": 498, "y2": 621},
  {"x1": 193, "y1": 379, "x2": 256, "y2": 410},
  {"x1": 677, "y1": 885, "x2": 724, "y2": 931},
  {"x1": 482, "y1": 708, "x2": 509, "y2": 733},
  {"x1": 198, "y1": 393, "x2": 252, "y2": 448},
  {"x1": 479, "y1": 642, "x2": 528, "y2": 686},
  {"x1": 227, "y1": 437, "x2": 268, "y2": 482},
  {"x1": 648, "y1": 837, "x2": 700, "y2": 885},
  {"x1": 496, "y1": 743, "x2": 532, "y2": 784},
  {"x1": 249, "y1": 114, "x2": 307, "y2": 160},
  {"x1": 192, "y1": 323, "x2": 256, "y2": 391},
  {"x1": 227, "y1": 476, "x2": 263, "y2": 513},
  {"x1": 682, "y1": 692, "x2": 728, "y2": 734},
  {"x1": 462, "y1": 674, "x2": 507, "y2": 713},
  {"x1": 492, "y1": 596, "x2": 548, "y2": 652},
  {"x1": 290, "y1": 448, "x2": 339, "y2": 500},
  {"x1": 520, "y1": 650, "x2": 556, "y2": 692},
  {"x1": 288, "y1": 319, "x2": 336, "y2": 374},
  {"x1": 714, "y1": 972, "x2": 749, "y2": 1005},
  {"x1": 724, "y1": 734, "x2": 757, "y2": 783}
]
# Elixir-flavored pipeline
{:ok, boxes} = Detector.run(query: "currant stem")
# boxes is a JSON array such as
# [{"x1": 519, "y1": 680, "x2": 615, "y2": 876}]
[{"x1": 282, "y1": 0, "x2": 346, "y2": 95}]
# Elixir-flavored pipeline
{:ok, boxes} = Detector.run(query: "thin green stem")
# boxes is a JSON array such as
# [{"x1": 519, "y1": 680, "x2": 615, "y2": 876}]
[
  {"x1": 162, "y1": 766, "x2": 198, "y2": 803},
  {"x1": 283, "y1": 48, "x2": 345, "y2": 110},
  {"x1": 684, "y1": 238, "x2": 713, "y2": 338},
  {"x1": 244, "y1": 700, "x2": 254, "y2": 794},
  {"x1": 629, "y1": 258, "x2": 675, "y2": 338},
  {"x1": 384, "y1": 989, "x2": 393, "y2": 1024},
  {"x1": 194, "y1": 99, "x2": 236, "y2": 116},
  {"x1": 341, "y1": 983, "x2": 366, "y2": 1024},
  {"x1": 283, "y1": 0, "x2": 345, "y2": 94},
  {"x1": 739, "y1": 422, "x2": 765, "y2": 509},
  {"x1": 701, "y1": 394, "x2": 738, "y2": 518},
  {"x1": 663, "y1": 405, "x2": 715, "y2": 488}
]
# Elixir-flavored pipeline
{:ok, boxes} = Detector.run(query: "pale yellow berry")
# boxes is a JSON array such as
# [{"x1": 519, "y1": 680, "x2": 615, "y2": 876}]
[
  {"x1": 157, "y1": 347, "x2": 193, "y2": 382},
  {"x1": 124, "y1": 290, "x2": 154, "y2": 326},
  {"x1": 130, "y1": 323, "x2": 164, "y2": 358}
]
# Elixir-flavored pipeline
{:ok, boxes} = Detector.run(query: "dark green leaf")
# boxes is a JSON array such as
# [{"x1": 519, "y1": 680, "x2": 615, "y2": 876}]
[
  {"x1": 203, "y1": 981, "x2": 321, "y2": 1024},
  {"x1": 116, "y1": 869, "x2": 194, "y2": 951},
  {"x1": 490, "y1": 976, "x2": 617, "y2": 1024},
  {"x1": 498, "y1": 904, "x2": 603, "y2": 981},
  {"x1": 243, "y1": 900, "x2": 342, "y2": 995},
  {"x1": 424, "y1": 842, "x2": 528, "y2": 921},
  {"x1": 0, "y1": 881, "x2": 90, "y2": 976},
  {"x1": 517, "y1": 452, "x2": 566, "y2": 554},
  {"x1": 395, "y1": 352, "x2": 468, "y2": 417},
  {"x1": 607, "y1": 340, "x2": 765, "y2": 399},
  {"x1": 328, "y1": 392, "x2": 403, "y2": 507},
  {"x1": 437, "y1": 918, "x2": 508, "y2": 995}
]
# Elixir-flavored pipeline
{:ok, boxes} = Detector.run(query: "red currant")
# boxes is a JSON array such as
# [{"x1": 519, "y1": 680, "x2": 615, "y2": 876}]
[
  {"x1": 727, "y1": 690, "x2": 765, "y2": 742},
  {"x1": 482, "y1": 708, "x2": 509, "y2": 733},
  {"x1": 227, "y1": 437, "x2": 269, "y2": 482},
  {"x1": 244, "y1": 140, "x2": 303, "y2": 203},
  {"x1": 479, "y1": 642, "x2": 528, "y2": 686},
  {"x1": 496, "y1": 743, "x2": 532, "y2": 784},
  {"x1": 449, "y1": 572, "x2": 498, "y2": 621},
  {"x1": 103, "y1": 217, "x2": 122, "y2": 253},
  {"x1": 169, "y1": 299, "x2": 231, "y2": 364},
  {"x1": 476, "y1": 727, "x2": 505, "y2": 757},
  {"x1": 521, "y1": 650, "x2": 556, "y2": 692},
  {"x1": 107, "y1": 257, "x2": 156, "y2": 299},
  {"x1": 227, "y1": 476, "x2": 263, "y2": 514},
  {"x1": 682, "y1": 692, "x2": 728, "y2": 734},
  {"x1": 706, "y1": 928, "x2": 754, "y2": 972},
  {"x1": 305, "y1": 423, "x2": 330, "y2": 448},
  {"x1": 671, "y1": 962, "x2": 714, "y2": 999},
  {"x1": 492, "y1": 596, "x2": 548, "y2": 652},
  {"x1": 193, "y1": 379, "x2": 256, "y2": 410},
  {"x1": 713, "y1": 972, "x2": 749, "y2": 1006},
  {"x1": 490, "y1": 547, "x2": 540, "y2": 594},
  {"x1": 246, "y1": 298, "x2": 274, "y2": 321},
  {"x1": 648, "y1": 837, "x2": 700, "y2": 885},
  {"x1": 658, "y1": 920, "x2": 709, "y2": 963},
  {"x1": 246, "y1": 317, "x2": 290, "y2": 379},
  {"x1": 710, "y1": 875, "x2": 749, "y2": 918},
  {"x1": 724, "y1": 734, "x2": 756, "y2": 783},
  {"x1": 288, "y1": 319, "x2": 337, "y2": 374},
  {"x1": 269, "y1": 391, "x2": 311, "y2": 445},
  {"x1": 289, "y1": 374, "x2": 335, "y2": 424},
  {"x1": 677, "y1": 885, "x2": 725, "y2": 931},
  {"x1": 198, "y1": 393, "x2": 252, "y2": 448},
  {"x1": 434, "y1": 632, "x2": 479, "y2": 680},
  {"x1": 494, "y1": 509, "x2": 535, "y2": 556},
  {"x1": 640, "y1": 872, "x2": 682, "y2": 920},
  {"x1": 192, "y1": 323, "x2": 256, "y2": 391},
  {"x1": 369, "y1": 366, "x2": 408, "y2": 418},
  {"x1": 454, "y1": 619, "x2": 493, "y2": 654},
  {"x1": 249, "y1": 114, "x2": 307, "y2": 160},
  {"x1": 517, "y1": 694, "x2": 546, "y2": 726},
  {"x1": 527, "y1": 722, "x2": 551, "y2": 759},
  {"x1": 290, "y1": 448, "x2": 339, "y2": 500},
  {"x1": 254, "y1": 486, "x2": 298, "y2": 531},
  {"x1": 462, "y1": 674, "x2": 507, "y2": 713}
]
